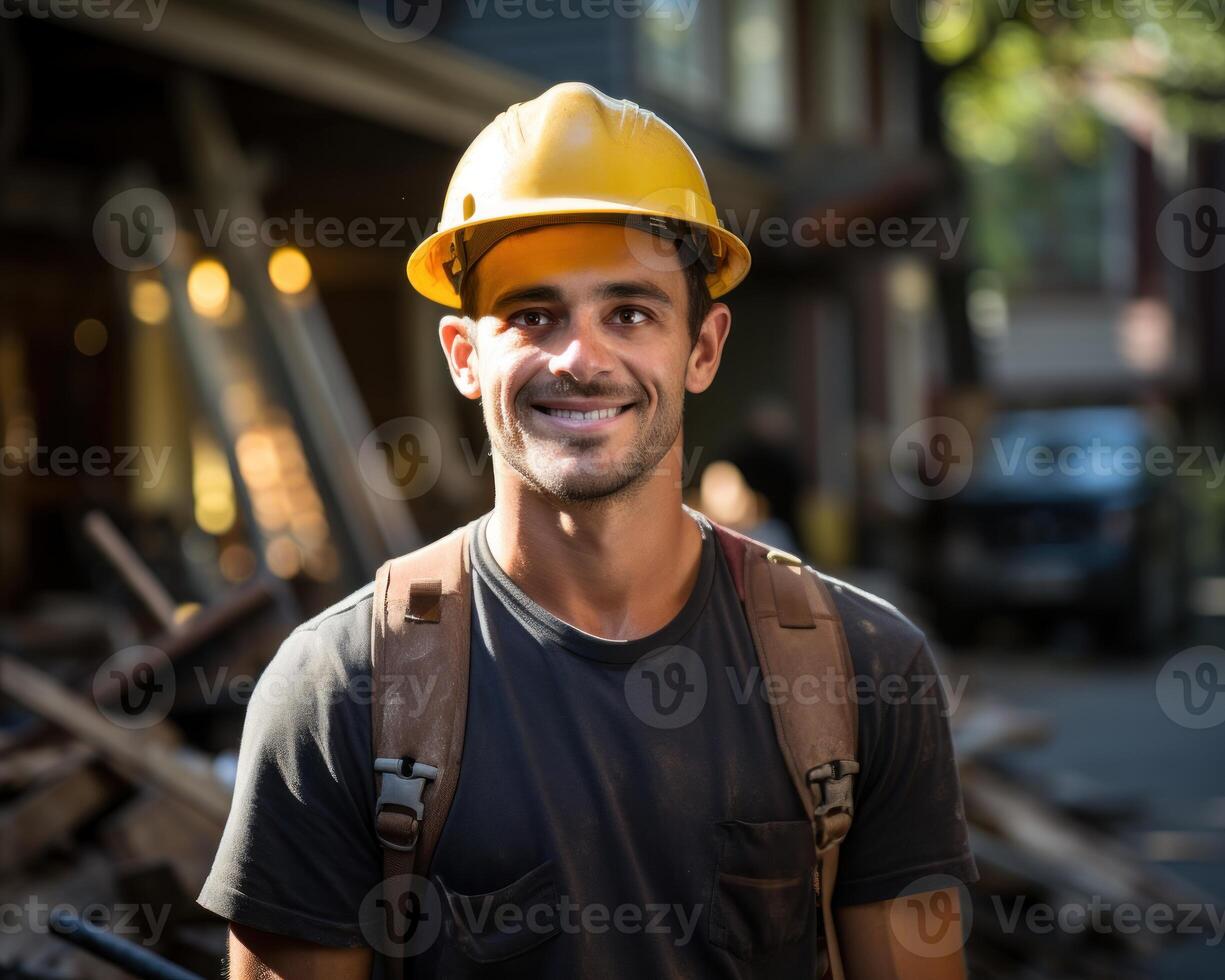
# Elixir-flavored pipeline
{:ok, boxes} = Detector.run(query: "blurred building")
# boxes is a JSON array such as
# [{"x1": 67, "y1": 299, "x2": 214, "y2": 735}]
[{"x1": 0, "y1": 0, "x2": 976, "y2": 613}]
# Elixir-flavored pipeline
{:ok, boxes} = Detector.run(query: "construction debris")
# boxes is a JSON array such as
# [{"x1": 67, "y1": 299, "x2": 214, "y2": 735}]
[{"x1": 0, "y1": 518, "x2": 287, "y2": 978}]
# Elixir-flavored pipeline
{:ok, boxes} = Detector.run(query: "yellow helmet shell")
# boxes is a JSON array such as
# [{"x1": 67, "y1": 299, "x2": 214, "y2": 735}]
[{"x1": 407, "y1": 81, "x2": 751, "y2": 308}]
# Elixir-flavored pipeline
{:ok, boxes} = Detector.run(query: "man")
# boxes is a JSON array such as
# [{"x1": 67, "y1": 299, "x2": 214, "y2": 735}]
[{"x1": 199, "y1": 82, "x2": 977, "y2": 979}]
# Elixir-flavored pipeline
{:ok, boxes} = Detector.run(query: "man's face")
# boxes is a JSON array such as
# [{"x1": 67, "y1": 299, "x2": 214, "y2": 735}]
[{"x1": 457, "y1": 223, "x2": 699, "y2": 503}]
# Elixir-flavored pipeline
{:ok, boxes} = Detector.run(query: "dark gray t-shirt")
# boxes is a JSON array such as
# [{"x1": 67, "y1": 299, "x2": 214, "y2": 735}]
[{"x1": 198, "y1": 509, "x2": 976, "y2": 977}]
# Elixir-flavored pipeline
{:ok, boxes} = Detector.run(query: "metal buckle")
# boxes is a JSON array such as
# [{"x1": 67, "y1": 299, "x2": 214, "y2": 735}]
[{"x1": 374, "y1": 757, "x2": 438, "y2": 852}]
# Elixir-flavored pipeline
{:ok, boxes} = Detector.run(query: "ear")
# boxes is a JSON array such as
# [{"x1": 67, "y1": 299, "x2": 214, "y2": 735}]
[
  {"x1": 439, "y1": 315, "x2": 482, "y2": 400},
  {"x1": 685, "y1": 302, "x2": 732, "y2": 394}
]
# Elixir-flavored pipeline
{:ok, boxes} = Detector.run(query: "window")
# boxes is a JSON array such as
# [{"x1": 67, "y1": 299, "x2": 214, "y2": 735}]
[
  {"x1": 728, "y1": 0, "x2": 795, "y2": 146},
  {"x1": 638, "y1": 0, "x2": 721, "y2": 116}
]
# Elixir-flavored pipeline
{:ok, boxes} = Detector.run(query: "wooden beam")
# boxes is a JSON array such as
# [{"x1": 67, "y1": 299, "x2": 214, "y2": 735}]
[
  {"x1": 83, "y1": 511, "x2": 180, "y2": 631},
  {"x1": 0, "y1": 759, "x2": 124, "y2": 875},
  {"x1": 0, "y1": 656, "x2": 232, "y2": 826}
]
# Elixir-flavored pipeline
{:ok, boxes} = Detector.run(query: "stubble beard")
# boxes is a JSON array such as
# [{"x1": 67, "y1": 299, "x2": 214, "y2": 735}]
[{"x1": 486, "y1": 383, "x2": 683, "y2": 504}]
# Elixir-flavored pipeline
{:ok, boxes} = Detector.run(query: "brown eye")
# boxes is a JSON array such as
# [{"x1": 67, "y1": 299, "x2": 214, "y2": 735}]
[
  {"x1": 510, "y1": 310, "x2": 554, "y2": 328},
  {"x1": 615, "y1": 308, "x2": 649, "y2": 325}
]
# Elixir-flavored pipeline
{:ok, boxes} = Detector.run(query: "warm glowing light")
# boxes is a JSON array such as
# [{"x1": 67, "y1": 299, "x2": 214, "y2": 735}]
[
  {"x1": 74, "y1": 319, "x2": 108, "y2": 356},
  {"x1": 219, "y1": 543, "x2": 257, "y2": 583},
  {"x1": 268, "y1": 247, "x2": 312, "y2": 295},
  {"x1": 187, "y1": 259, "x2": 231, "y2": 318},
  {"x1": 130, "y1": 280, "x2": 171, "y2": 325},
  {"x1": 1118, "y1": 298, "x2": 1173, "y2": 374},
  {"x1": 303, "y1": 544, "x2": 340, "y2": 583},
  {"x1": 174, "y1": 602, "x2": 202, "y2": 624},
  {"x1": 700, "y1": 460, "x2": 756, "y2": 528},
  {"x1": 192, "y1": 428, "x2": 237, "y2": 535},
  {"x1": 265, "y1": 536, "x2": 302, "y2": 579}
]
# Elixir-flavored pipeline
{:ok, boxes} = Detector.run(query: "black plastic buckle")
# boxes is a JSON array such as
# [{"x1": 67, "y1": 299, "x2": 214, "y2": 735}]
[{"x1": 374, "y1": 756, "x2": 438, "y2": 853}]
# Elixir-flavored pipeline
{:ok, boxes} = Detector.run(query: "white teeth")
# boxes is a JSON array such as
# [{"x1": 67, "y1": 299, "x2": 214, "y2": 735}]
[{"x1": 542, "y1": 406, "x2": 623, "y2": 420}]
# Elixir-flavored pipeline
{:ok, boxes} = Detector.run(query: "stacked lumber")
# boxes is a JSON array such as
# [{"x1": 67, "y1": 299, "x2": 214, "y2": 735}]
[
  {"x1": 951, "y1": 700, "x2": 1219, "y2": 978},
  {"x1": 0, "y1": 513, "x2": 283, "y2": 979}
]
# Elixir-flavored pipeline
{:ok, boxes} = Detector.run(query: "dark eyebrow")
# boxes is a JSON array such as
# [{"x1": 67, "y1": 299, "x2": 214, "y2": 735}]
[
  {"x1": 489, "y1": 285, "x2": 564, "y2": 310},
  {"x1": 598, "y1": 280, "x2": 673, "y2": 307},
  {"x1": 489, "y1": 280, "x2": 674, "y2": 312}
]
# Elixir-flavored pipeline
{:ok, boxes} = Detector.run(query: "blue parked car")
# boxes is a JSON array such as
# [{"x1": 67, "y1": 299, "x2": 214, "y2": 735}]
[{"x1": 924, "y1": 406, "x2": 1184, "y2": 651}]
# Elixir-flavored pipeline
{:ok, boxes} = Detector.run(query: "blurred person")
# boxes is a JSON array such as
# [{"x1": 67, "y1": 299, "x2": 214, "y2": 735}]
[
  {"x1": 698, "y1": 457, "x2": 804, "y2": 556},
  {"x1": 723, "y1": 398, "x2": 807, "y2": 546},
  {"x1": 200, "y1": 83, "x2": 976, "y2": 980}
]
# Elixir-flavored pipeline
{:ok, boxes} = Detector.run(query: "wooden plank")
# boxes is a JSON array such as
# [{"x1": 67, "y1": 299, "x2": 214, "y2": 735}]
[
  {"x1": 0, "y1": 656, "x2": 231, "y2": 826},
  {"x1": 83, "y1": 511, "x2": 180, "y2": 631},
  {"x1": 0, "y1": 742, "x2": 93, "y2": 791},
  {"x1": 963, "y1": 767, "x2": 1215, "y2": 910},
  {"x1": 101, "y1": 791, "x2": 222, "y2": 896},
  {"x1": 952, "y1": 701, "x2": 1052, "y2": 762},
  {"x1": 0, "y1": 758, "x2": 124, "y2": 874},
  {"x1": 89, "y1": 577, "x2": 278, "y2": 710}
]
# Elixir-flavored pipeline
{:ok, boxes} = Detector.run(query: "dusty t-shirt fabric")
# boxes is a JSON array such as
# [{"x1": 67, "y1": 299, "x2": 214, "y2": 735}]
[{"x1": 199, "y1": 509, "x2": 977, "y2": 978}]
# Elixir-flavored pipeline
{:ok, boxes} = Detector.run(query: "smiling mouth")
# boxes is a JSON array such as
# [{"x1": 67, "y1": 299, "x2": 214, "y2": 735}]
[
  {"x1": 526, "y1": 399, "x2": 640, "y2": 432},
  {"x1": 535, "y1": 405, "x2": 632, "y2": 421}
]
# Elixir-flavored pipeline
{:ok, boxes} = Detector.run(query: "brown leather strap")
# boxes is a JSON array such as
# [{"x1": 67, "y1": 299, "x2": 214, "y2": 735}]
[
  {"x1": 819, "y1": 846, "x2": 842, "y2": 980},
  {"x1": 371, "y1": 523, "x2": 473, "y2": 977},
  {"x1": 712, "y1": 520, "x2": 858, "y2": 980},
  {"x1": 370, "y1": 515, "x2": 854, "y2": 978}
]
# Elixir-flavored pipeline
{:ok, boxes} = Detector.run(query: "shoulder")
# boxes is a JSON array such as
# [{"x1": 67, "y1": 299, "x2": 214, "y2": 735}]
[
  {"x1": 814, "y1": 569, "x2": 928, "y2": 678},
  {"x1": 252, "y1": 583, "x2": 376, "y2": 713},
  {"x1": 703, "y1": 513, "x2": 929, "y2": 676},
  {"x1": 293, "y1": 581, "x2": 376, "y2": 640}
]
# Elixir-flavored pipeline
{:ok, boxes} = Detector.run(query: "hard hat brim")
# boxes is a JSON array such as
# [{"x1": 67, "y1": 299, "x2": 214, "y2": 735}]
[{"x1": 407, "y1": 204, "x2": 751, "y2": 309}]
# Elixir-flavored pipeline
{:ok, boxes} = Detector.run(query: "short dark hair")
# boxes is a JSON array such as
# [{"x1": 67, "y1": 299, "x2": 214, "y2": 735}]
[{"x1": 459, "y1": 240, "x2": 713, "y2": 347}]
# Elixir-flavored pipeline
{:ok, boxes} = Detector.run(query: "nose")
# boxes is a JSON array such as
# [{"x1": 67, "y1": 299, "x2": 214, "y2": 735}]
[{"x1": 546, "y1": 312, "x2": 615, "y2": 385}]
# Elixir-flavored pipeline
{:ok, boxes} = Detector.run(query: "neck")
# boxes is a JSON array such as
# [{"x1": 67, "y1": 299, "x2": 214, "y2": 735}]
[{"x1": 485, "y1": 442, "x2": 703, "y2": 641}]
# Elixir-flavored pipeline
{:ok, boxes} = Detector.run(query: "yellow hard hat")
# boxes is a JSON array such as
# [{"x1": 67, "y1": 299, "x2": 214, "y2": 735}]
[{"x1": 406, "y1": 81, "x2": 751, "y2": 308}]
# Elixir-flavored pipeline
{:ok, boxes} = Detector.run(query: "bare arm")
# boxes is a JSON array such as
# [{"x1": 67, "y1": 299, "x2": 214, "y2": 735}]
[
  {"x1": 836, "y1": 888, "x2": 968, "y2": 980},
  {"x1": 227, "y1": 924, "x2": 373, "y2": 980}
]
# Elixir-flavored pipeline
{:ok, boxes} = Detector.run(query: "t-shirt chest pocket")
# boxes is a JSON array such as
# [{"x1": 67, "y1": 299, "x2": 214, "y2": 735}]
[
  {"x1": 708, "y1": 819, "x2": 817, "y2": 960},
  {"x1": 435, "y1": 859, "x2": 562, "y2": 968}
]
